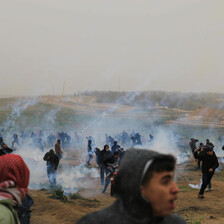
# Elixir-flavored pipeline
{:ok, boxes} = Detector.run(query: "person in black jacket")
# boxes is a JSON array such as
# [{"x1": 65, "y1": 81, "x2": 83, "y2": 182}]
[
  {"x1": 43, "y1": 149, "x2": 59, "y2": 188},
  {"x1": 0, "y1": 143, "x2": 13, "y2": 156},
  {"x1": 194, "y1": 146, "x2": 219, "y2": 198},
  {"x1": 102, "y1": 151, "x2": 119, "y2": 194},
  {"x1": 205, "y1": 139, "x2": 214, "y2": 149},
  {"x1": 98, "y1": 145, "x2": 112, "y2": 185},
  {"x1": 76, "y1": 149, "x2": 186, "y2": 224},
  {"x1": 189, "y1": 138, "x2": 198, "y2": 159},
  {"x1": 195, "y1": 143, "x2": 204, "y2": 169}
]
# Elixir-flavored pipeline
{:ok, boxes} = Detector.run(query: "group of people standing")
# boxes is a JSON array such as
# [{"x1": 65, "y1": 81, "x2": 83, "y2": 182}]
[{"x1": 86, "y1": 137, "x2": 124, "y2": 195}]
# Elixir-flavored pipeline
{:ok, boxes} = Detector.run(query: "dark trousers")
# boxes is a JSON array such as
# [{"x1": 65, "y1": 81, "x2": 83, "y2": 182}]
[
  {"x1": 197, "y1": 159, "x2": 201, "y2": 168},
  {"x1": 199, "y1": 172, "x2": 214, "y2": 195},
  {"x1": 191, "y1": 149, "x2": 196, "y2": 159}
]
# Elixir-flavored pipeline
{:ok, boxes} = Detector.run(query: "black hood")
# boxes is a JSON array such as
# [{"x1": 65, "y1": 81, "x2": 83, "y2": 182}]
[{"x1": 114, "y1": 149, "x2": 167, "y2": 219}]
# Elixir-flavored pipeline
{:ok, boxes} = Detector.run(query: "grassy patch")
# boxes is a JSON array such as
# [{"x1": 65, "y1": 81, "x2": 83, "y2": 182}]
[
  {"x1": 69, "y1": 192, "x2": 99, "y2": 203},
  {"x1": 48, "y1": 186, "x2": 68, "y2": 202}
]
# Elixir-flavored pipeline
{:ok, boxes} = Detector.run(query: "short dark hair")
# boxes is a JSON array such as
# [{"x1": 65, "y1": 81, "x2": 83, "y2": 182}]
[
  {"x1": 104, "y1": 144, "x2": 109, "y2": 150},
  {"x1": 141, "y1": 155, "x2": 176, "y2": 186}
]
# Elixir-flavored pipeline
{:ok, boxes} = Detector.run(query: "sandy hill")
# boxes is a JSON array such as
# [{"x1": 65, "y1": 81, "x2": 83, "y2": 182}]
[
  {"x1": 41, "y1": 95, "x2": 137, "y2": 114},
  {"x1": 188, "y1": 107, "x2": 224, "y2": 120}
]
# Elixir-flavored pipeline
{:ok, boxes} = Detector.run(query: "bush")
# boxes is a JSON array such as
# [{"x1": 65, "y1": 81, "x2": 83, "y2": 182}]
[{"x1": 49, "y1": 186, "x2": 68, "y2": 202}]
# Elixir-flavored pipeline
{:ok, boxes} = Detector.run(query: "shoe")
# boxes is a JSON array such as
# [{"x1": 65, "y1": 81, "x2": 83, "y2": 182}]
[
  {"x1": 205, "y1": 188, "x2": 213, "y2": 192},
  {"x1": 197, "y1": 194, "x2": 204, "y2": 198}
]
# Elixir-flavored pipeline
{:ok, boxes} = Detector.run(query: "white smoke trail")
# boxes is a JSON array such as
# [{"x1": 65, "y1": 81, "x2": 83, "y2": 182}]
[
  {"x1": 3, "y1": 96, "x2": 40, "y2": 131},
  {"x1": 43, "y1": 107, "x2": 61, "y2": 132},
  {"x1": 2, "y1": 96, "x2": 40, "y2": 144}
]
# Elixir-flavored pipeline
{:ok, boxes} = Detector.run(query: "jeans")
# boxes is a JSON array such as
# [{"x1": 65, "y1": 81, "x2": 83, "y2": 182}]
[
  {"x1": 58, "y1": 153, "x2": 62, "y2": 160},
  {"x1": 199, "y1": 172, "x2": 214, "y2": 195},
  {"x1": 87, "y1": 152, "x2": 93, "y2": 164},
  {"x1": 47, "y1": 164, "x2": 57, "y2": 188},
  {"x1": 102, "y1": 168, "x2": 111, "y2": 193}
]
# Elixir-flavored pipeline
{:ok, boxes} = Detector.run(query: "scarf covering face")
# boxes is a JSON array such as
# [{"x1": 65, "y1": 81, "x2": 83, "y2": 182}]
[{"x1": 0, "y1": 154, "x2": 30, "y2": 206}]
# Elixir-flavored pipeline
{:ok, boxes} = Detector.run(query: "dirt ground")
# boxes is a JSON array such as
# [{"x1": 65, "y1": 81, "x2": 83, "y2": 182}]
[{"x1": 29, "y1": 150, "x2": 224, "y2": 224}]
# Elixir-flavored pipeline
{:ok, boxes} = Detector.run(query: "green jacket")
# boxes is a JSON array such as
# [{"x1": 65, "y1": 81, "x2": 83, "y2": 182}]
[{"x1": 0, "y1": 199, "x2": 20, "y2": 224}]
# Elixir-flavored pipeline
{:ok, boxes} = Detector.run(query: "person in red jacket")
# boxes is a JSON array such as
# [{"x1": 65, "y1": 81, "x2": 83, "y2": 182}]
[{"x1": 0, "y1": 154, "x2": 30, "y2": 223}]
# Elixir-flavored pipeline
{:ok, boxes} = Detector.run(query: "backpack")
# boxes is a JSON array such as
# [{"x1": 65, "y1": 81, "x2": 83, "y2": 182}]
[{"x1": 16, "y1": 194, "x2": 34, "y2": 224}]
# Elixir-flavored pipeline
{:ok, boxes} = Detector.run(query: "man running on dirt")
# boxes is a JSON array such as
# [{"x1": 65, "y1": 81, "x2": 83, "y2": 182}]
[
  {"x1": 98, "y1": 145, "x2": 112, "y2": 185},
  {"x1": 194, "y1": 146, "x2": 219, "y2": 198},
  {"x1": 101, "y1": 151, "x2": 119, "y2": 194}
]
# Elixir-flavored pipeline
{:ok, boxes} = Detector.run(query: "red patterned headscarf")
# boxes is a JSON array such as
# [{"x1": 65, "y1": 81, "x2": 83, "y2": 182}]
[{"x1": 0, "y1": 154, "x2": 30, "y2": 206}]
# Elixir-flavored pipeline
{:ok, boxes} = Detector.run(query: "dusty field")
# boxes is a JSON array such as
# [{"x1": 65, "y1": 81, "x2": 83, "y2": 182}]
[{"x1": 29, "y1": 150, "x2": 224, "y2": 224}]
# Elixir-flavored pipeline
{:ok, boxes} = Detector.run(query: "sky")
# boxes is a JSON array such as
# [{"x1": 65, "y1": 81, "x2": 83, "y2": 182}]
[{"x1": 0, "y1": 0, "x2": 224, "y2": 96}]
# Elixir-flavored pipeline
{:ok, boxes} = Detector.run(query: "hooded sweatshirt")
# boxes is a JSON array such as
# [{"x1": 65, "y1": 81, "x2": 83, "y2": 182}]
[{"x1": 76, "y1": 149, "x2": 186, "y2": 224}]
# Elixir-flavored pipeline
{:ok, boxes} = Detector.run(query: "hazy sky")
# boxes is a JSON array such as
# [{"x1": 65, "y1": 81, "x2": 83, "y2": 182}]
[{"x1": 1, "y1": 0, "x2": 224, "y2": 96}]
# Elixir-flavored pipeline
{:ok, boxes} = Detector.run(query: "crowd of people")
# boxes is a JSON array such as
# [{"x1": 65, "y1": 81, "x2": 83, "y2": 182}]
[{"x1": 1, "y1": 128, "x2": 224, "y2": 223}]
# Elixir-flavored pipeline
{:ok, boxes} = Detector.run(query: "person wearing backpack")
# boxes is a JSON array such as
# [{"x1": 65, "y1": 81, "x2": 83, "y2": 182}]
[{"x1": 0, "y1": 154, "x2": 30, "y2": 224}]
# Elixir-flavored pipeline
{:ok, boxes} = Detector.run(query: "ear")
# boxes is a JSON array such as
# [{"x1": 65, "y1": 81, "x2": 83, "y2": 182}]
[
  {"x1": 140, "y1": 185, "x2": 146, "y2": 197},
  {"x1": 140, "y1": 185, "x2": 150, "y2": 202}
]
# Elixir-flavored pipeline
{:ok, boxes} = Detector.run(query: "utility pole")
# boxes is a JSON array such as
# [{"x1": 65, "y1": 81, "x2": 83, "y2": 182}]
[
  {"x1": 118, "y1": 79, "x2": 121, "y2": 92},
  {"x1": 62, "y1": 82, "x2": 65, "y2": 96},
  {"x1": 53, "y1": 86, "x2": 54, "y2": 96}
]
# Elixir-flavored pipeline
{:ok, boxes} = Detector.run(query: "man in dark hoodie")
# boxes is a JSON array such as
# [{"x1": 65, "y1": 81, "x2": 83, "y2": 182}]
[
  {"x1": 98, "y1": 145, "x2": 112, "y2": 185},
  {"x1": 43, "y1": 149, "x2": 59, "y2": 188},
  {"x1": 76, "y1": 149, "x2": 186, "y2": 224},
  {"x1": 194, "y1": 146, "x2": 219, "y2": 198}
]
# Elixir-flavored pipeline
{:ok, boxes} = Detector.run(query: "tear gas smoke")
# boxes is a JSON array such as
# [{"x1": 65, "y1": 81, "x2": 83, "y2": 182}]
[
  {"x1": 14, "y1": 146, "x2": 99, "y2": 193},
  {"x1": 3, "y1": 96, "x2": 40, "y2": 132},
  {"x1": 1, "y1": 93, "x2": 224, "y2": 193},
  {"x1": 2, "y1": 97, "x2": 40, "y2": 144}
]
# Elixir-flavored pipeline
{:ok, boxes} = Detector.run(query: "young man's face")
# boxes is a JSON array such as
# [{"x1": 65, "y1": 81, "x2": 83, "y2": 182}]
[{"x1": 140, "y1": 171, "x2": 179, "y2": 217}]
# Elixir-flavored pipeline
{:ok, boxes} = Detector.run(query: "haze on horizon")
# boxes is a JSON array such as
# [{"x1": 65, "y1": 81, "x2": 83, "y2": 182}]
[{"x1": 0, "y1": 0, "x2": 224, "y2": 97}]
